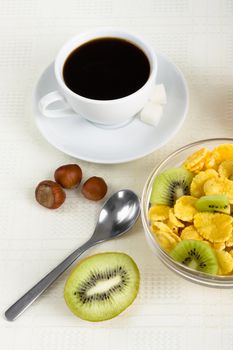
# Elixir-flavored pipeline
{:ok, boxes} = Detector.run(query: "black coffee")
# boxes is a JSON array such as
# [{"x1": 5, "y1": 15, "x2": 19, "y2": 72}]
[{"x1": 63, "y1": 37, "x2": 150, "y2": 100}]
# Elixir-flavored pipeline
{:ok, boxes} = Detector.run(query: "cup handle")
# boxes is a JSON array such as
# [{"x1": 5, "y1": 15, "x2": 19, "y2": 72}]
[{"x1": 39, "y1": 91, "x2": 77, "y2": 118}]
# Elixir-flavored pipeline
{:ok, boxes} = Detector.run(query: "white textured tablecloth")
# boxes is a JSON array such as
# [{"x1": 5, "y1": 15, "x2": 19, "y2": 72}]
[{"x1": 1, "y1": 1, "x2": 233, "y2": 349}]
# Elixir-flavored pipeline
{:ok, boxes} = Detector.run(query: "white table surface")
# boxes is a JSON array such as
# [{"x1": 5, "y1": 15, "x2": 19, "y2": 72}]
[{"x1": 1, "y1": 0, "x2": 233, "y2": 349}]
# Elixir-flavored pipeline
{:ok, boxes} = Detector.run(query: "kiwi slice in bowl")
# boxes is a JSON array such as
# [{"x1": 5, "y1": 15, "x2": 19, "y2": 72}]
[
  {"x1": 195, "y1": 194, "x2": 230, "y2": 214},
  {"x1": 64, "y1": 252, "x2": 140, "y2": 322},
  {"x1": 150, "y1": 168, "x2": 193, "y2": 206},
  {"x1": 170, "y1": 240, "x2": 218, "y2": 275}
]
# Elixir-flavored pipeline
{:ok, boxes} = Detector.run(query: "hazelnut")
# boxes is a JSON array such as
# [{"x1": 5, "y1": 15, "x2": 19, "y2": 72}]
[
  {"x1": 54, "y1": 164, "x2": 82, "y2": 189},
  {"x1": 82, "y1": 176, "x2": 107, "y2": 201},
  {"x1": 35, "y1": 180, "x2": 66, "y2": 209}
]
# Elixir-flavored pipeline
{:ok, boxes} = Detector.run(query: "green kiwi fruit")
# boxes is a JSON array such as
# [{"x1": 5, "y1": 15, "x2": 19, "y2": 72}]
[
  {"x1": 170, "y1": 240, "x2": 218, "y2": 274},
  {"x1": 150, "y1": 168, "x2": 193, "y2": 206},
  {"x1": 64, "y1": 252, "x2": 140, "y2": 322},
  {"x1": 195, "y1": 194, "x2": 230, "y2": 214}
]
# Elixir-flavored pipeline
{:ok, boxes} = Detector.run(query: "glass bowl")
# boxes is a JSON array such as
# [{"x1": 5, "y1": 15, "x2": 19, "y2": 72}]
[{"x1": 141, "y1": 138, "x2": 233, "y2": 288}]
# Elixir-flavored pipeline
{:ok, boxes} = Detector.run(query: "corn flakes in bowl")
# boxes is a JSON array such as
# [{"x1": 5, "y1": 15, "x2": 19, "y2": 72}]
[{"x1": 141, "y1": 138, "x2": 233, "y2": 288}]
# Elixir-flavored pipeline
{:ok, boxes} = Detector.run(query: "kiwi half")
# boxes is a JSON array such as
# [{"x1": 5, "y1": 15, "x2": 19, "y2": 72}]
[
  {"x1": 170, "y1": 240, "x2": 218, "y2": 275},
  {"x1": 195, "y1": 194, "x2": 230, "y2": 214},
  {"x1": 64, "y1": 252, "x2": 140, "y2": 322},
  {"x1": 150, "y1": 168, "x2": 193, "y2": 206}
]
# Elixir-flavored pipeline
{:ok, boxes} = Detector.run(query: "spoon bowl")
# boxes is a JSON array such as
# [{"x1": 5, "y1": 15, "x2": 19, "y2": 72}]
[{"x1": 92, "y1": 189, "x2": 140, "y2": 242}]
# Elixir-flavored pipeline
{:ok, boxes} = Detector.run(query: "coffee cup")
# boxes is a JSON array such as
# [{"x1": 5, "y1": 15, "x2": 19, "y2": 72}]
[{"x1": 39, "y1": 28, "x2": 157, "y2": 128}]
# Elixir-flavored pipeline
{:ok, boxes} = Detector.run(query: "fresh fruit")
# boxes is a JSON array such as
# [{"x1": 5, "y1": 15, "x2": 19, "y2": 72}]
[
  {"x1": 150, "y1": 168, "x2": 193, "y2": 206},
  {"x1": 170, "y1": 240, "x2": 218, "y2": 274},
  {"x1": 64, "y1": 252, "x2": 140, "y2": 322},
  {"x1": 195, "y1": 195, "x2": 230, "y2": 214},
  {"x1": 35, "y1": 180, "x2": 66, "y2": 209},
  {"x1": 82, "y1": 176, "x2": 107, "y2": 201},
  {"x1": 55, "y1": 164, "x2": 82, "y2": 189}
]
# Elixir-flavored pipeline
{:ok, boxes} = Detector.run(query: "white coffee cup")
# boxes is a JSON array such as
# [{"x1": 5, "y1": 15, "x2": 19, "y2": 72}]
[{"x1": 39, "y1": 28, "x2": 157, "y2": 128}]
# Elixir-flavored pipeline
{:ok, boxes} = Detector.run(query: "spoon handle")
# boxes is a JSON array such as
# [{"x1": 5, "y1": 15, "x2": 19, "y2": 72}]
[{"x1": 5, "y1": 239, "x2": 94, "y2": 321}]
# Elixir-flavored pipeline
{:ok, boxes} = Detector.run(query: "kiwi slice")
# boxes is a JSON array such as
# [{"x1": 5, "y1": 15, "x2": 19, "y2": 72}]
[
  {"x1": 64, "y1": 252, "x2": 140, "y2": 322},
  {"x1": 170, "y1": 240, "x2": 218, "y2": 274},
  {"x1": 150, "y1": 168, "x2": 193, "y2": 206},
  {"x1": 195, "y1": 194, "x2": 230, "y2": 214}
]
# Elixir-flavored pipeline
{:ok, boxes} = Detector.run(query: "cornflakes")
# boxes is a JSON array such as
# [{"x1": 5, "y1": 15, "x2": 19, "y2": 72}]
[
  {"x1": 167, "y1": 230, "x2": 181, "y2": 243},
  {"x1": 148, "y1": 205, "x2": 170, "y2": 222},
  {"x1": 151, "y1": 221, "x2": 173, "y2": 234},
  {"x1": 190, "y1": 169, "x2": 218, "y2": 198},
  {"x1": 218, "y1": 160, "x2": 233, "y2": 179},
  {"x1": 203, "y1": 240, "x2": 212, "y2": 247},
  {"x1": 194, "y1": 212, "x2": 233, "y2": 242},
  {"x1": 213, "y1": 144, "x2": 233, "y2": 165},
  {"x1": 180, "y1": 225, "x2": 203, "y2": 241},
  {"x1": 184, "y1": 148, "x2": 209, "y2": 172},
  {"x1": 226, "y1": 235, "x2": 233, "y2": 247},
  {"x1": 204, "y1": 152, "x2": 218, "y2": 170},
  {"x1": 189, "y1": 161, "x2": 205, "y2": 174},
  {"x1": 155, "y1": 231, "x2": 178, "y2": 252},
  {"x1": 204, "y1": 177, "x2": 233, "y2": 203},
  {"x1": 148, "y1": 143, "x2": 233, "y2": 276},
  {"x1": 215, "y1": 250, "x2": 233, "y2": 274},
  {"x1": 167, "y1": 220, "x2": 179, "y2": 234},
  {"x1": 174, "y1": 196, "x2": 197, "y2": 222},
  {"x1": 212, "y1": 242, "x2": 225, "y2": 251},
  {"x1": 169, "y1": 208, "x2": 184, "y2": 228}
]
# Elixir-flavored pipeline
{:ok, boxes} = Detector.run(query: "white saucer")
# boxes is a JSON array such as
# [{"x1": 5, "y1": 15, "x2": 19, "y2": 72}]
[{"x1": 33, "y1": 53, "x2": 188, "y2": 164}]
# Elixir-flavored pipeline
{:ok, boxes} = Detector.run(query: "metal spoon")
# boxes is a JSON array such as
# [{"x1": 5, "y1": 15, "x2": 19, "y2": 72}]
[{"x1": 5, "y1": 189, "x2": 140, "y2": 321}]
